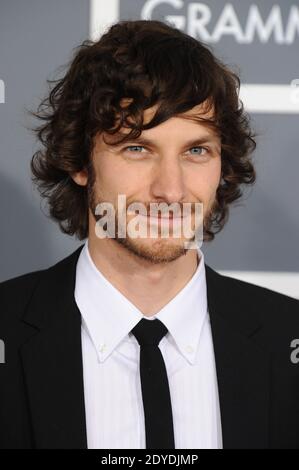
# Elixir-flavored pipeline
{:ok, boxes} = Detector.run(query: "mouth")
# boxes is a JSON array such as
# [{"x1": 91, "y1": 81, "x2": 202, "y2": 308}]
[
  {"x1": 148, "y1": 215, "x2": 183, "y2": 219},
  {"x1": 140, "y1": 214, "x2": 190, "y2": 224},
  {"x1": 126, "y1": 211, "x2": 191, "y2": 222}
]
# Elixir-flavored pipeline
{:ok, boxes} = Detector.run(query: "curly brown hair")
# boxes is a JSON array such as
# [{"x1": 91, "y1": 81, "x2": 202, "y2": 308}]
[{"x1": 30, "y1": 19, "x2": 257, "y2": 242}]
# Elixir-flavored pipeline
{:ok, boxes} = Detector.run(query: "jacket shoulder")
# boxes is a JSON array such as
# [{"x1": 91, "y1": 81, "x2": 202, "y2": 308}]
[
  {"x1": 0, "y1": 245, "x2": 84, "y2": 328},
  {"x1": 221, "y1": 270, "x2": 297, "y2": 303},
  {"x1": 206, "y1": 265, "x2": 299, "y2": 350},
  {"x1": 0, "y1": 270, "x2": 45, "y2": 325},
  {"x1": 0, "y1": 269, "x2": 44, "y2": 292},
  {"x1": 206, "y1": 264, "x2": 298, "y2": 305}
]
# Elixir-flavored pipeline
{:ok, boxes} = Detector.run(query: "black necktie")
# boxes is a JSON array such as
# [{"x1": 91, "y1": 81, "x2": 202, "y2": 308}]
[{"x1": 131, "y1": 318, "x2": 175, "y2": 449}]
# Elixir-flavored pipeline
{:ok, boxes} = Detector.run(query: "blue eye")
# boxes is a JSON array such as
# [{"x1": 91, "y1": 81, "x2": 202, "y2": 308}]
[
  {"x1": 124, "y1": 145, "x2": 145, "y2": 152},
  {"x1": 122, "y1": 145, "x2": 210, "y2": 158},
  {"x1": 189, "y1": 146, "x2": 208, "y2": 155}
]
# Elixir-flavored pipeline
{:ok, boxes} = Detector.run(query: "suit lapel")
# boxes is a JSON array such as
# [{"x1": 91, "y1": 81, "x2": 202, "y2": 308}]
[
  {"x1": 205, "y1": 265, "x2": 270, "y2": 449},
  {"x1": 19, "y1": 245, "x2": 87, "y2": 449}
]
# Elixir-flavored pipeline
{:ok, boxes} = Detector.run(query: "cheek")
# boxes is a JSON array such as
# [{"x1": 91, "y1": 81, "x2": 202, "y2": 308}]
[
  {"x1": 188, "y1": 159, "x2": 221, "y2": 197},
  {"x1": 94, "y1": 157, "x2": 143, "y2": 196}
]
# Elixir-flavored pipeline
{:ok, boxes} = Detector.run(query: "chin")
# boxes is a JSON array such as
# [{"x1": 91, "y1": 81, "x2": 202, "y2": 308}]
[{"x1": 114, "y1": 236, "x2": 190, "y2": 264}]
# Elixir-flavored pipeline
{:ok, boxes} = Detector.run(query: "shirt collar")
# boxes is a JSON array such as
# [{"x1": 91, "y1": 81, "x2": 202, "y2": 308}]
[{"x1": 75, "y1": 240, "x2": 208, "y2": 365}]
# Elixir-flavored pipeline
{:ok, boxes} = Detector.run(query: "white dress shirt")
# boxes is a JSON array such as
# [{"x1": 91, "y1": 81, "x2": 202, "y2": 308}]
[{"x1": 74, "y1": 240, "x2": 223, "y2": 449}]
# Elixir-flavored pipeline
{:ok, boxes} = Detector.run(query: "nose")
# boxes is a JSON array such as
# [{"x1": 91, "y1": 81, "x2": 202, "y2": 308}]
[{"x1": 149, "y1": 154, "x2": 187, "y2": 204}]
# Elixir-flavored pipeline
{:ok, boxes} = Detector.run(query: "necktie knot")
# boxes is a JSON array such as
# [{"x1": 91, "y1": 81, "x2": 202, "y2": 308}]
[{"x1": 131, "y1": 318, "x2": 168, "y2": 347}]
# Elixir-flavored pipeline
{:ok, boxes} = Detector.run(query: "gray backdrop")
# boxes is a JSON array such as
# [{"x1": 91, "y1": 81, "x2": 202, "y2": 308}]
[{"x1": 0, "y1": 1, "x2": 298, "y2": 296}]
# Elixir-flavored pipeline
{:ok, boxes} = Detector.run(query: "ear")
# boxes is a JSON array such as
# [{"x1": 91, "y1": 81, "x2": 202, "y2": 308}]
[{"x1": 70, "y1": 169, "x2": 88, "y2": 187}]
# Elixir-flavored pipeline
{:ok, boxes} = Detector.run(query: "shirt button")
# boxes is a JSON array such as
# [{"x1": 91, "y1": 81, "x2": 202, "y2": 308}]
[
  {"x1": 99, "y1": 343, "x2": 106, "y2": 353},
  {"x1": 185, "y1": 345, "x2": 194, "y2": 354}
]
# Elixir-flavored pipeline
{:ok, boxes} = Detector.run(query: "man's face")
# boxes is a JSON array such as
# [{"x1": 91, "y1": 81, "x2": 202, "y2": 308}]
[{"x1": 86, "y1": 101, "x2": 221, "y2": 264}]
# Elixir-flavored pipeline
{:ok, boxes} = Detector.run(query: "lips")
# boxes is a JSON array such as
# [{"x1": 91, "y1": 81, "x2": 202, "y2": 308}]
[
  {"x1": 127, "y1": 212, "x2": 189, "y2": 221},
  {"x1": 148, "y1": 215, "x2": 182, "y2": 219}
]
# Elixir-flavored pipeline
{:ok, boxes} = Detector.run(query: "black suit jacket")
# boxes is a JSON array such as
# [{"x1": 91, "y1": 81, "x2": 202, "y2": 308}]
[{"x1": 0, "y1": 244, "x2": 299, "y2": 449}]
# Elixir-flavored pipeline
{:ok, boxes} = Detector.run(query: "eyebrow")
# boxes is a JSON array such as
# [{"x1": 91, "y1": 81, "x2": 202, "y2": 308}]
[{"x1": 109, "y1": 133, "x2": 220, "y2": 150}]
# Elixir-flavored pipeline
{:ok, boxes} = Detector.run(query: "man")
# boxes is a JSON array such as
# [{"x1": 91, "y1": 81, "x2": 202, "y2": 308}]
[{"x1": 0, "y1": 19, "x2": 299, "y2": 450}]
